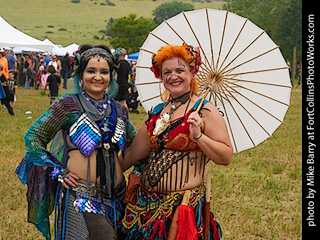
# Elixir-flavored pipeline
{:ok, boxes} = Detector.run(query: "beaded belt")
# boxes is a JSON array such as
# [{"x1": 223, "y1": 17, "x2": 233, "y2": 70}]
[
  {"x1": 123, "y1": 183, "x2": 206, "y2": 229},
  {"x1": 71, "y1": 179, "x2": 103, "y2": 198},
  {"x1": 71, "y1": 179, "x2": 126, "y2": 218}
]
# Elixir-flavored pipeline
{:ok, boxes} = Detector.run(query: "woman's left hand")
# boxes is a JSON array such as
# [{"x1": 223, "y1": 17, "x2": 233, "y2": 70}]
[{"x1": 187, "y1": 111, "x2": 203, "y2": 140}]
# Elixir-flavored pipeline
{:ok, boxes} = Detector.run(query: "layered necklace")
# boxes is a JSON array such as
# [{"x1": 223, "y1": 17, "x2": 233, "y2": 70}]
[
  {"x1": 153, "y1": 91, "x2": 191, "y2": 137},
  {"x1": 82, "y1": 91, "x2": 108, "y2": 113}
]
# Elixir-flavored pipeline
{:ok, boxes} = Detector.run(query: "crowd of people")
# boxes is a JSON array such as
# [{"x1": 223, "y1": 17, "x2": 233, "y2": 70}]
[
  {"x1": 0, "y1": 48, "x2": 74, "y2": 113},
  {"x1": 0, "y1": 47, "x2": 140, "y2": 115}
]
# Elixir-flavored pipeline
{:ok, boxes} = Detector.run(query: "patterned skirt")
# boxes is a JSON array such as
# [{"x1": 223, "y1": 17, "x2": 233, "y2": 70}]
[
  {"x1": 120, "y1": 183, "x2": 222, "y2": 240},
  {"x1": 54, "y1": 178, "x2": 126, "y2": 240}
]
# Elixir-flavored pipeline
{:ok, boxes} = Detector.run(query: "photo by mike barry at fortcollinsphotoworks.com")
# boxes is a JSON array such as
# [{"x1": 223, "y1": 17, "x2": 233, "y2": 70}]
[{"x1": 302, "y1": 8, "x2": 318, "y2": 238}]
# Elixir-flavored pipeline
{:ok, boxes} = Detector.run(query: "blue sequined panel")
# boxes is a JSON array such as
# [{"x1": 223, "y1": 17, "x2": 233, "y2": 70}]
[{"x1": 69, "y1": 113, "x2": 102, "y2": 157}]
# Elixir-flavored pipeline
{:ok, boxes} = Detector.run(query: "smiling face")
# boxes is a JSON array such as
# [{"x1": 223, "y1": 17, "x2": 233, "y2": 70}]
[
  {"x1": 161, "y1": 57, "x2": 192, "y2": 98},
  {"x1": 82, "y1": 56, "x2": 110, "y2": 100}
]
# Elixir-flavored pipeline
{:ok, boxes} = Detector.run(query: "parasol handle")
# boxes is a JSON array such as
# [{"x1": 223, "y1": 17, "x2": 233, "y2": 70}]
[
  {"x1": 196, "y1": 85, "x2": 213, "y2": 112},
  {"x1": 204, "y1": 172, "x2": 212, "y2": 240},
  {"x1": 206, "y1": 172, "x2": 212, "y2": 202}
]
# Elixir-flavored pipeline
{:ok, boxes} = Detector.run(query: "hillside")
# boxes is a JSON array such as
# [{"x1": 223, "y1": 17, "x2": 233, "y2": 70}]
[{"x1": 2, "y1": 0, "x2": 224, "y2": 47}]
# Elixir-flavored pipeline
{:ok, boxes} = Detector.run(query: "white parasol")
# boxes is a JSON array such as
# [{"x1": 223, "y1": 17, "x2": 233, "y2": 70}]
[{"x1": 135, "y1": 8, "x2": 291, "y2": 153}]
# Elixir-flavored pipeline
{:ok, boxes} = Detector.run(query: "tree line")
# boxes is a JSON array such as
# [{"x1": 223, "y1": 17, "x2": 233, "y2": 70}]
[{"x1": 105, "y1": 0, "x2": 301, "y2": 66}]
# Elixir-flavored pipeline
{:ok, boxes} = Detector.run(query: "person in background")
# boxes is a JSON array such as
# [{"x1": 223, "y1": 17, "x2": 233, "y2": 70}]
[
  {"x1": 15, "y1": 44, "x2": 136, "y2": 240},
  {"x1": 0, "y1": 64, "x2": 6, "y2": 102},
  {"x1": 24, "y1": 53, "x2": 33, "y2": 89},
  {"x1": 295, "y1": 69, "x2": 302, "y2": 89},
  {"x1": 4, "y1": 49, "x2": 17, "y2": 77},
  {"x1": 43, "y1": 52, "x2": 51, "y2": 70},
  {"x1": 0, "y1": 48, "x2": 9, "y2": 79},
  {"x1": 44, "y1": 65, "x2": 61, "y2": 105},
  {"x1": 35, "y1": 61, "x2": 46, "y2": 90},
  {"x1": 40, "y1": 70, "x2": 49, "y2": 90},
  {"x1": 6, "y1": 70, "x2": 18, "y2": 108},
  {"x1": 287, "y1": 62, "x2": 292, "y2": 87},
  {"x1": 114, "y1": 48, "x2": 131, "y2": 109},
  {"x1": 48, "y1": 54, "x2": 61, "y2": 76},
  {"x1": 60, "y1": 52, "x2": 71, "y2": 89},
  {"x1": 0, "y1": 64, "x2": 14, "y2": 116},
  {"x1": 120, "y1": 43, "x2": 233, "y2": 240},
  {"x1": 17, "y1": 55, "x2": 25, "y2": 86},
  {"x1": 29, "y1": 52, "x2": 39, "y2": 87}
]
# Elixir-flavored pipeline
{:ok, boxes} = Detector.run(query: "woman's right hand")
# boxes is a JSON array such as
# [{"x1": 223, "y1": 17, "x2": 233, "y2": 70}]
[{"x1": 61, "y1": 172, "x2": 79, "y2": 189}]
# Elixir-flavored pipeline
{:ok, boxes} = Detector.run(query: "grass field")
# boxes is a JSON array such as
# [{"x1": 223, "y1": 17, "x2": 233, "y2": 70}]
[
  {"x1": 1, "y1": 0, "x2": 224, "y2": 48},
  {"x1": 0, "y1": 77, "x2": 301, "y2": 239}
]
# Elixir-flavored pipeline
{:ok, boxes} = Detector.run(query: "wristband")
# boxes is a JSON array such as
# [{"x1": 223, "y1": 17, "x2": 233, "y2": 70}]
[{"x1": 194, "y1": 133, "x2": 203, "y2": 140}]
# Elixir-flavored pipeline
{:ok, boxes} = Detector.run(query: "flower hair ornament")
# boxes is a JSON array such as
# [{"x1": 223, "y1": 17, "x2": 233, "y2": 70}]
[
  {"x1": 183, "y1": 43, "x2": 202, "y2": 75},
  {"x1": 150, "y1": 43, "x2": 202, "y2": 79}
]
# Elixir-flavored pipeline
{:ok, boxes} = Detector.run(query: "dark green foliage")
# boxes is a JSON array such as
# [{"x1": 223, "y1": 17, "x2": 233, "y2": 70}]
[
  {"x1": 223, "y1": 0, "x2": 302, "y2": 64},
  {"x1": 106, "y1": 0, "x2": 115, "y2": 6},
  {"x1": 152, "y1": 1, "x2": 194, "y2": 24},
  {"x1": 105, "y1": 17, "x2": 115, "y2": 36},
  {"x1": 108, "y1": 14, "x2": 157, "y2": 53}
]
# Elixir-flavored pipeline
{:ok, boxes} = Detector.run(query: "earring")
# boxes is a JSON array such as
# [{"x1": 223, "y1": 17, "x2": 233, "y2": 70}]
[{"x1": 79, "y1": 79, "x2": 84, "y2": 89}]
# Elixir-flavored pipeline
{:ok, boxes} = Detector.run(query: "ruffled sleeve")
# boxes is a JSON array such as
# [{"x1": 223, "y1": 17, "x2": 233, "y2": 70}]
[
  {"x1": 15, "y1": 95, "x2": 80, "y2": 239},
  {"x1": 16, "y1": 96, "x2": 80, "y2": 183}
]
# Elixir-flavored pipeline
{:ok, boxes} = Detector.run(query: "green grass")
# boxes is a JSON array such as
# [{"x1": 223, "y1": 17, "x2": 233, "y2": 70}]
[
  {"x1": 2, "y1": 0, "x2": 224, "y2": 48},
  {"x1": 0, "y1": 79, "x2": 301, "y2": 239}
]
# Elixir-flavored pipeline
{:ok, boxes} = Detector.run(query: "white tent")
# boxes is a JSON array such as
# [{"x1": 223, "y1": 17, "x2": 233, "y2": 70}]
[
  {"x1": 0, "y1": 16, "x2": 53, "y2": 53},
  {"x1": 63, "y1": 43, "x2": 79, "y2": 56},
  {"x1": 43, "y1": 38, "x2": 65, "y2": 56},
  {"x1": 43, "y1": 40, "x2": 79, "y2": 56},
  {"x1": 12, "y1": 46, "x2": 45, "y2": 54}
]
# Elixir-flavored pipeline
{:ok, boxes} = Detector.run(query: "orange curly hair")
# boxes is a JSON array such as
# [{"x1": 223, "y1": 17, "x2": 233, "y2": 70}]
[{"x1": 151, "y1": 44, "x2": 200, "y2": 102}]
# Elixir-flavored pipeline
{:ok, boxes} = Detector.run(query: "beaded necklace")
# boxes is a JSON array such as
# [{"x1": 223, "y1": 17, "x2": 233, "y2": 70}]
[{"x1": 82, "y1": 91, "x2": 109, "y2": 113}]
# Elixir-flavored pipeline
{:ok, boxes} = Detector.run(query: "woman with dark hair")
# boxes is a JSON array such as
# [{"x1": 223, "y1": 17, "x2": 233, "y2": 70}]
[
  {"x1": 15, "y1": 45, "x2": 136, "y2": 240},
  {"x1": 24, "y1": 53, "x2": 33, "y2": 89},
  {"x1": 44, "y1": 64, "x2": 61, "y2": 105},
  {"x1": 120, "y1": 43, "x2": 233, "y2": 240}
]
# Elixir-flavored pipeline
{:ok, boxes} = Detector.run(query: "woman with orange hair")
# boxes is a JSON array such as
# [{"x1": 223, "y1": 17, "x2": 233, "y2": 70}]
[{"x1": 120, "y1": 43, "x2": 233, "y2": 240}]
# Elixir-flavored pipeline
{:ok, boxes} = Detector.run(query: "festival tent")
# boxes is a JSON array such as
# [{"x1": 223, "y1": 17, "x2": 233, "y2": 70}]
[
  {"x1": 127, "y1": 52, "x2": 139, "y2": 60},
  {"x1": 63, "y1": 43, "x2": 79, "y2": 55},
  {"x1": 43, "y1": 40, "x2": 79, "y2": 56},
  {"x1": 42, "y1": 38, "x2": 69, "y2": 56},
  {"x1": 0, "y1": 16, "x2": 53, "y2": 53},
  {"x1": 12, "y1": 46, "x2": 45, "y2": 54}
]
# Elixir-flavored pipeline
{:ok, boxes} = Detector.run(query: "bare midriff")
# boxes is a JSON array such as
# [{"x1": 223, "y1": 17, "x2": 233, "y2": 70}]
[{"x1": 67, "y1": 150, "x2": 124, "y2": 185}]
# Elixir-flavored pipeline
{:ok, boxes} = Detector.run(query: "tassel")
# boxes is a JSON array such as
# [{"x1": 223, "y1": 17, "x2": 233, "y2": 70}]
[
  {"x1": 176, "y1": 190, "x2": 198, "y2": 240},
  {"x1": 210, "y1": 214, "x2": 222, "y2": 240},
  {"x1": 176, "y1": 205, "x2": 198, "y2": 240},
  {"x1": 150, "y1": 216, "x2": 167, "y2": 239}
]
